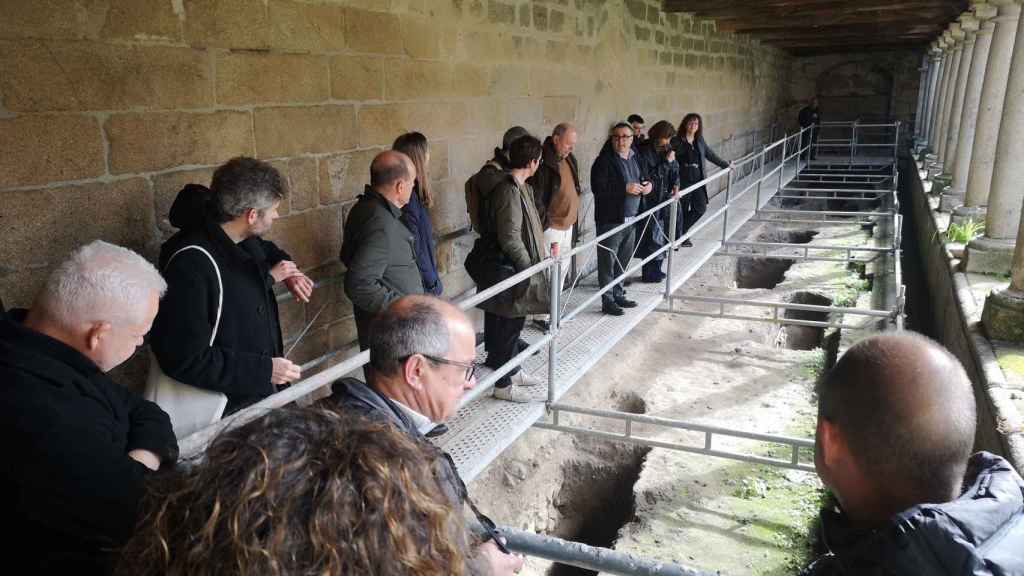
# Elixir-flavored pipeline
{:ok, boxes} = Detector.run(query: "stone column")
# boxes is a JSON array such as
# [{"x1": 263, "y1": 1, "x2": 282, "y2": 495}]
[
  {"x1": 914, "y1": 55, "x2": 930, "y2": 144},
  {"x1": 923, "y1": 44, "x2": 944, "y2": 147},
  {"x1": 927, "y1": 36, "x2": 953, "y2": 164},
  {"x1": 937, "y1": 26, "x2": 958, "y2": 168},
  {"x1": 981, "y1": 195, "x2": 1024, "y2": 341},
  {"x1": 944, "y1": 7, "x2": 996, "y2": 211},
  {"x1": 966, "y1": 2, "x2": 1024, "y2": 274},
  {"x1": 941, "y1": 15, "x2": 979, "y2": 184},
  {"x1": 955, "y1": 0, "x2": 1022, "y2": 223}
]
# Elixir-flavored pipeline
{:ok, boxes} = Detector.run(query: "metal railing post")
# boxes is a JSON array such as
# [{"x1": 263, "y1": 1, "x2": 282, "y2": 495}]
[
  {"x1": 779, "y1": 134, "x2": 788, "y2": 193},
  {"x1": 721, "y1": 168, "x2": 733, "y2": 242},
  {"x1": 755, "y1": 145, "x2": 765, "y2": 210},
  {"x1": 547, "y1": 242, "x2": 561, "y2": 405},
  {"x1": 892, "y1": 121, "x2": 901, "y2": 168},
  {"x1": 665, "y1": 190, "x2": 679, "y2": 310},
  {"x1": 850, "y1": 121, "x2": 858, "y2": 163}
]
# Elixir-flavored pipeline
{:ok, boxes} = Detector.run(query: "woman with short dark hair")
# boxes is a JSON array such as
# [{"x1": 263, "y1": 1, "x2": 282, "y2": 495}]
[{"x1": 675, "y1": 113, "x2": 732, "y2": 246}]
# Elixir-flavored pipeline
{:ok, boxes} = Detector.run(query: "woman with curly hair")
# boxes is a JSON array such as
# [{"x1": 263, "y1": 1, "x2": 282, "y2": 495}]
[
  {"x1": 116, "y1": 407, "x2": 470, "y2": 576},
  {"x1": 675, "y1": 113, "x2": 732, "y2": 246}
]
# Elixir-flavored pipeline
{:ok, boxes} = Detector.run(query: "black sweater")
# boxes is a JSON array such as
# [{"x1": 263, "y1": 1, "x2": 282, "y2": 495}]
[{"x1": 0, "y1": 310, "x2": 177, "y2": 574}]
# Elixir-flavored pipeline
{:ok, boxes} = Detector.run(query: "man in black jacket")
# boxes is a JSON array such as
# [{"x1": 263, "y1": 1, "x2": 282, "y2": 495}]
[
  {"x1": 799, "y1": 97, "x2": 821, "y2": 160},
  {"x1": 0, "y1": 240, "x2": 178, "y2": 574},
  {"x1": 804, "y1": 333, "x2": 1024, "y2": 574},
  {"x1": 341, "y1": 150, "x2": 424, "y2": 349},
  {"x1": 150, "y1": 157, "x2": 313, "y2": 414},
  {"x1": 327, "y1": 295, "x2": 524, "y2": 576},
  {"x1": 591, "y1": 122, "x2": 652, "y2": 316}
]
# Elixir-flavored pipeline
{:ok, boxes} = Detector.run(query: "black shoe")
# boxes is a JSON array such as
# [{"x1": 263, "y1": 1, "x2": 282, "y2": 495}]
[
  {"x1": 425, "y1": 423, "x2": 449, "y2": 437},
  {"x1": 681, "y1": 239, "x2": 693, "y2": 247},
  {"x1": 640, "y1": 272, "x2": 666, "y2": 283},
  {"x1": 531, "y1": 319, "x2": 550, "y2": 332},
  {"x1": 517, "y1": 338, "x2": 540, "y2": 356},
  {"x1": 614, "y1": 297, "x2": 638, "y2": 308},
  {"x1": 602, "y1": 301, "x2": 625, "y2": 316}
]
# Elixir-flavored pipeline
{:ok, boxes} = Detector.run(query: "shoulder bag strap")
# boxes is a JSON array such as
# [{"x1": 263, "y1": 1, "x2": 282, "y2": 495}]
[{"x1": 165, "y1": 245, "x2": 223, "y2": 346}]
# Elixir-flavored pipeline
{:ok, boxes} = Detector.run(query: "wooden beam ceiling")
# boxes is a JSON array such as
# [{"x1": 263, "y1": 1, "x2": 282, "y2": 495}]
[{"x1": 663, "y1": 0, "x2": 968, "y2": 55}]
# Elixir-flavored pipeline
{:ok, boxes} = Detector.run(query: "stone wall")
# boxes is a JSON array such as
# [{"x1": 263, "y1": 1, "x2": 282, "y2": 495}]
[
  {"x1": 0, "y1": 0, "x2": 792, "y2": 388},
  {"x1": 787, "y1": 50, "x2": 923, "y2": 126}
]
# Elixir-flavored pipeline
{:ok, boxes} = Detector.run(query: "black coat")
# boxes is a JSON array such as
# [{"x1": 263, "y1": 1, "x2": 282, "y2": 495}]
[
  {"x1": 340, "y1": 187, "x2": 424, "y2": 347},
  {"x1": 673, "y1": 134, "x2": 729, "y2": 186},
  {"x1": 401, "y1": 184, "x2": 443, "y2": 296},
  {"x1": 591, "y1": 140, "x2": 647, "y2": 225},
  {"x1": 636, "y1": 142, "x2": 680, "y2": 257},
  {"x1": 150, "y1": 185, "x2": 289, "y2": 414},
  {"x1": 802, "y1": 452, "x2": 1024, "y2": 576},
  {"x1": 0, "y1": 310, "x2": 177, "y2": 574}
]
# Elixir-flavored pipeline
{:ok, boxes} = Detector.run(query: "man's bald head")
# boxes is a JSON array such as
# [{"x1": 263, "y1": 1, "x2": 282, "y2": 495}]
[
  {"x1": 817, "y1": 332, "x2": 976, "y2": 504},
  {"x1": 370, "y1": 150, "x2": 415, "y2": 207}
]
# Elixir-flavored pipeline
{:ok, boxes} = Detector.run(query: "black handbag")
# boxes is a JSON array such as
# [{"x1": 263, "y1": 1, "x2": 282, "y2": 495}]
[{"x1": 464, "y1": 238, "x2": 527, "y2": 300}]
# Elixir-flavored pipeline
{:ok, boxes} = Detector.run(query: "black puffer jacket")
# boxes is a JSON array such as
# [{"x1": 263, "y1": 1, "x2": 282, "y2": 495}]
[
  {"x1": 150, "y1": 185, "x2": 290, "y2": 414},
  {"x1": 803, "y1": 452, "x2": 1024, "y2": 575}
]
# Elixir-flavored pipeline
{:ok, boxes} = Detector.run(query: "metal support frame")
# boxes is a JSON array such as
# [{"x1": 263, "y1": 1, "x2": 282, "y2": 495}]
[{"x1": 536, "y1": 404, "x2": 816, "y2": 472}]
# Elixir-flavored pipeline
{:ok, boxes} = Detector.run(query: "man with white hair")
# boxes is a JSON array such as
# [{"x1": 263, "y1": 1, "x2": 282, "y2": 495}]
[{"x1": 0, "y1": 240, "x2": 177, "y2": 574}]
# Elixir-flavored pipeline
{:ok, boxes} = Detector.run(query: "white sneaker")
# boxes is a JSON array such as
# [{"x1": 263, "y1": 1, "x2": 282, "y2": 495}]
[
  {"x1": 493, "y1": 384, "x2": 534, "y2": 403},
  {"x1": 512, "y1": 371, "x2": 543, "y2": 388}
]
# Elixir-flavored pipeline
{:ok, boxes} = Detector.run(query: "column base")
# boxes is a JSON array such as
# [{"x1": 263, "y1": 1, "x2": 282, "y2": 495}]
[
  {"x1": 965, "y1": 236, "x2": 1016, "y2": 275},
  {"x1": 951, "y1": 204, "x2": 987, "y2": 226},
  {"x1": 939, "y1": 191, "x2": 965, "y2": 212},
  {"x1": 982, "y1": 288, "x2": 1024, "y2": 343},
  {"x1": 926, "y1": 164, "x2": 945, "y2": 179}
]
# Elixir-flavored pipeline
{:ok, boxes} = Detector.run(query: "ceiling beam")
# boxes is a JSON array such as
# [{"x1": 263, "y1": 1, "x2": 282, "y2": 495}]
[{"x1": 716, "y1": 9, "x2": 955, "y2": 32}]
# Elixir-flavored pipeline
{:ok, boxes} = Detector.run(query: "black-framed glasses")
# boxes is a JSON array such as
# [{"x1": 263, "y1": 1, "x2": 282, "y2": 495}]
[{"x1": 419, "y1": 354, "x2": 478, "y2": 382}]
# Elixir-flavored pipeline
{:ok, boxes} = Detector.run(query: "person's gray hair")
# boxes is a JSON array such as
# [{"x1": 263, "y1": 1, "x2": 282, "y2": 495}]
[
  {"x1": 369, "y1": 299, "x2": 451, "y2": 376},
  {"x1": 211, "y1": 157, "x2": 287, "y2": 223},
  {"x1": 36, "y1": 240, "x2": 167, "y2": 329}
]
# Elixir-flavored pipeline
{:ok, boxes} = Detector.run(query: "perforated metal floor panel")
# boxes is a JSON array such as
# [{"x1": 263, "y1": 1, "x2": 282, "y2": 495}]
[{"x1": 431, "y1": 155, "x2": 825, "y2": 482}]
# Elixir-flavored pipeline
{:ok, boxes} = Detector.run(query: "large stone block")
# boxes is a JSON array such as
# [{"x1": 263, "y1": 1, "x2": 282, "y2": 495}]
[
  {"x1": 328, "y1": 317, "x2": 359, "y2": 355},
  {"x1": 385, "y1": 58, "x2": 452, "y2": 100},
  {"x1": 270, "y1": 157, "x2": 319, "y2": 213},
  {"x1": 318, "y1": 148, "x2": 380, "y2": 205},
  {"x1": 254, "y1": 105, "x2": 357, "y2": 158},
  {"x1": 543, "y1": 96, "x2": 577, "y2": 127},
  {"x1": 345, "y1": 8, "x2": 402, "y2": 54},
  {"x1": 453, "y1": 62, "x2": 489, "y2": 98},
  {"x1": 488, "y1": 1, "x2": 515, "y2": 25},
  {"x1": 0, "y1": 40, "x2": 213, "y2": 112},
  {"x1": 264, "y1": 204, "x2": 343, "y2": 269},
  {"x1": 268, "y1": 0, "x2": 346, "y2": 53},
  {"x1": 306, "y1": 269, "x2": 353, "y2": 330},
  {"x1": 0, "y1": 115, "x2": 105, "y2": 188},
  {"x1": 0, "y1": 0, "x2": 105, "y2": 40},
  {"x1": 401, "y1": 16, "x2": 449, "y2": 60},
  {"x1": 489, "y1": 65, "x2": 530, "y2": 97},
  {"x1": 330, "y1": 55, "x2": 384, "y2": 101},
  {"x1": 464, "y1": 99, "x2": 508, "y2": 135},
  {"x1": 965, "y1": 237, "x2": 1016, "y2": 276},
  {"x1": 216, "y1": 52, "x2": 329, "y2": 106},
  {"x1": 0, "y1": 178, "x2": 155, "y2": 273},
  {"x1": 151, "y1": 167, "x2": 216, "y2": 238},
  {"x1": 983, "y1": 289, "x2": 1024, "y2": 343},
  {"x1": 357, "y1": 102, "x2": 466, "y2": 148},
  {"x1": 99, "y1": 0, "x2": 181, "y2": 42},
  {"x1": 183, "y1": 0, "x2": 269, "y2": 49},
  {"x1": 106, "y1": 111, "x2": 253, "y2": 174},
  {"x1": 0, "y1": 267, "x2": 49, "y2": 315}
]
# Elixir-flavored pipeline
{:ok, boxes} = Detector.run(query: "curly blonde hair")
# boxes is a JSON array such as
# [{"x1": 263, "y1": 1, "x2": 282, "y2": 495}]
[{"x1": 117, "y1": 407, "x2": 468, "y2": 576}]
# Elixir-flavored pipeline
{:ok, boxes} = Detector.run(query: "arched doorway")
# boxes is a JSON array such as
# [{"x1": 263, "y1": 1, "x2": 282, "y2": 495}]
[{"x1": 816, "y1": 61, "x2": 895, "y2": 122}]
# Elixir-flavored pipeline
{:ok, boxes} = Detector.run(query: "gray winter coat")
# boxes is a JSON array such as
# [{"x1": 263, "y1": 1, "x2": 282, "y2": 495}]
[{"x1": 802, "y1": 451, "x2": 1024, "y2": 576}]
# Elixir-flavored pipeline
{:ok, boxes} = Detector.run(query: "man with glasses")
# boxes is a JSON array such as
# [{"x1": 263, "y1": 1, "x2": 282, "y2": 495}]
[
  {"x1": 327, "y1": 295, "x2": 524, "y2": 576},
  {"x1": 591, "y1": 122, "x2": 652, "y2": 316}
]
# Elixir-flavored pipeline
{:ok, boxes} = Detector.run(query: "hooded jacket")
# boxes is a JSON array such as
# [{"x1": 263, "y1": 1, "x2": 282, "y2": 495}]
[
  {"x1": 465, "y1": 149, "x2": 511, "y2": 234},
  {"x1": 150, "y1": 184, "x2": 290, "y2": 414},
  {"x1": 803, "y1": 452, "x2": 1024, "y2": 576},
  {"x1": 0, "y1": 310, "x2": 177, "y2": 574}
]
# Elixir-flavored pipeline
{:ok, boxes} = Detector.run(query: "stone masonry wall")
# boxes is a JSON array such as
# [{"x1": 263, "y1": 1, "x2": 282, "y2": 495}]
[{"x1": 0, "y1": 0, "x2": 792, "y2": 389}]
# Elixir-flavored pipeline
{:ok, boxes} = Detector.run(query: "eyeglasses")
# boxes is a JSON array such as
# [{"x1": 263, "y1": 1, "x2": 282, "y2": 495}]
[{"x1": 419, "y1": 354, "x2": 479, "y2": 382}]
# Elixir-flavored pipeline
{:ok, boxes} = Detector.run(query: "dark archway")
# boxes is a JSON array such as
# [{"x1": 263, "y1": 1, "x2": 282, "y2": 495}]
[{"x1": 816, "y1": 61, "x2": 895, "y2": 122}]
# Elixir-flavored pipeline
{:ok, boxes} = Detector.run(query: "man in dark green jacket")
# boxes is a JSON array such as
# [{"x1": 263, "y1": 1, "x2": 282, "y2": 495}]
[{"x1": 341, "y1": 151, "x2": 424, "y2": 349}]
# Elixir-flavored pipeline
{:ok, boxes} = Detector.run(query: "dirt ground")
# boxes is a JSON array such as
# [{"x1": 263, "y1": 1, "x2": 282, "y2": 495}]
[{"x1": 470, "y1": 219, "x2": 880, "y2": 575}]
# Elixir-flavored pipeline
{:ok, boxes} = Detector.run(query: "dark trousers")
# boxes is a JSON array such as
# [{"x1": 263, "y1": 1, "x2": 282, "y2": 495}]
[
  {"x1": 679, "y1": 187, "x2": 708, "y2": 239},
  {"x1": 484, "y1": 312, "x2": 525, "y2": 387},
  {"x1": 597, "y1": 222, "x2": 635, "y2": 306}
]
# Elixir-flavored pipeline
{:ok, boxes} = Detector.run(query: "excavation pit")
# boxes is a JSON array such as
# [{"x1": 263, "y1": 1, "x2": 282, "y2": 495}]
[
  {"x1": 780, "y1": 292, "x2": 833, "y2": 351},
  {"x1": 736, "y1": 257, "x2": 794, "y2": 289}
]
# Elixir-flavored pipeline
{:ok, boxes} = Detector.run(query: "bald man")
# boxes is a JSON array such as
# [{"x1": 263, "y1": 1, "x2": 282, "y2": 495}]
[
  {"x1": 341, "y1": 150, "x2": 425, "y2": 349},
  {"x1": 327, "y1": 295, "x2": 524, "y2": 576},
  {"x1": 804, "y1": 332, "x2": 1024, "y2": 575}
]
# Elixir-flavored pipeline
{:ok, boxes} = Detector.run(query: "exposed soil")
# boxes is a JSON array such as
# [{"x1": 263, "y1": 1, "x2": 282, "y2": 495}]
[{"x1": 470, "y1": 220, "x2": 880, "y2": 575}]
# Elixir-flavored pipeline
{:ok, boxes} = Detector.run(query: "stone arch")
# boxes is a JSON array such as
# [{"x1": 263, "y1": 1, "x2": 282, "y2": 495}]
[{"x1": 815, "y1": 61, "x2": 895, "y2": 122}]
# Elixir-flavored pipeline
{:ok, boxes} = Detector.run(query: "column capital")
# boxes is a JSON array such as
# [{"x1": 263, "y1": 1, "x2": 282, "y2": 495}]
[
  {"x1": 959, "y1": 13, "x2": 981, "y2": 32},
  {"x1": 973, "y1": 1, "x2": 999, "y2": 20},
  {"x1": 949, "y1": 22, "x2": 966, "y2": 42}
]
